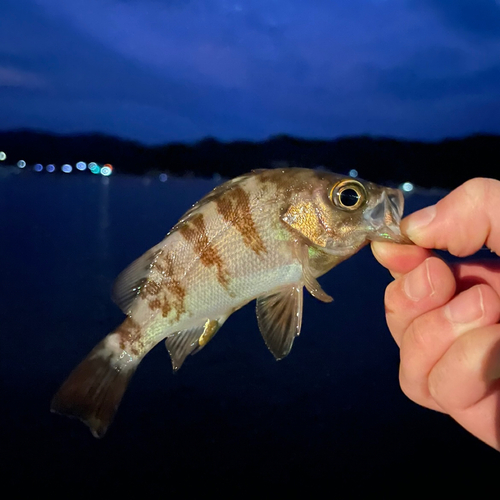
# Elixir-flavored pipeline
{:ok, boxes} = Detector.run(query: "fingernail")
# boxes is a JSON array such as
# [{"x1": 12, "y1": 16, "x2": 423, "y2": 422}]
[
  {"x1": 405, "y1": 205, "x2": 437, "y2": 239},
  {"x1": 404, "y1": 258, "x2": 434, "y2": 301},
  {"x1": 445, "y1": 285, "x2": 484, "y2": 326}
]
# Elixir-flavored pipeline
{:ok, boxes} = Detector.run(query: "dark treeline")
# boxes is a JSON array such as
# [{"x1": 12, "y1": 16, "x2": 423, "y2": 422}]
[{"x1": 1, "y1": 129, "x2": 499, "y2": 189}]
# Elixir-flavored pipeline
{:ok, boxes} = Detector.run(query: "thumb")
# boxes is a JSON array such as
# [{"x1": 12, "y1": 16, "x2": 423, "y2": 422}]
[{"x1": 402, "y1": 178, "x2": 500, "y2": 258}]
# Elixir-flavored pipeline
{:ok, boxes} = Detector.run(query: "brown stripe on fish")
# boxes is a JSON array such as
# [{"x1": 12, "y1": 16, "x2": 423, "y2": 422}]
[
  {"x1": 116, "y1": 317, "x2": 144, "y2": 356},
  {"x1": 179, "y1": 213, "x2": 230, "y2": 288},
  {"x1": 139, "y1": 278, "x2": 162, "y2": 299},
  {"x1": 215, "y1": 185, "x2": 266, "y2": 256},
  {"x1": 152, "y1": 251, "x2": 187, "y2": 320}
]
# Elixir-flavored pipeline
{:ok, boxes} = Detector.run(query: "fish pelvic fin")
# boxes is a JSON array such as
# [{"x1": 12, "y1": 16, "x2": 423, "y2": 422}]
[
  {"x1": 165, "y1": 316, "x2": 227, "y2": 372},
  {"x1": 256, "y1": 284, "x2": 303, "y2": 360},
  {"x1": 50, "y1": 335, "x2": 139, "y2": 438}
]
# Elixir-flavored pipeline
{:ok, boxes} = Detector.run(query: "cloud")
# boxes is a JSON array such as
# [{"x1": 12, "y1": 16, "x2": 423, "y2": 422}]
[
  {"x1": 2, "y1": 0, "x2": 500, "y2": 143},
  {"x1": 0, "y1": 66, "x2": 47, "y2": 88}
]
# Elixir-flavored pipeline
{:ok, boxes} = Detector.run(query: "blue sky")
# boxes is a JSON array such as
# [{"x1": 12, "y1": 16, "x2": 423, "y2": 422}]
[{"x1": 1, "y1": 0, "x2": 499, "y2": 144}]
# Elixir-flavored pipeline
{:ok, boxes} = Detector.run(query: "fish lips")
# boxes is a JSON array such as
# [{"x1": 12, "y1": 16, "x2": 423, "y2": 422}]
[{"x1": 364, "y1": 189, "x2": 413, "y2": 244}]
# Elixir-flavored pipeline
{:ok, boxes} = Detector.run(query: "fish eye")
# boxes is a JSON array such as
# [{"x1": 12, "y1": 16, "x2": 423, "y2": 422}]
[{"x1": 330, "y1": 180, "x2": 366, "y2": 211}]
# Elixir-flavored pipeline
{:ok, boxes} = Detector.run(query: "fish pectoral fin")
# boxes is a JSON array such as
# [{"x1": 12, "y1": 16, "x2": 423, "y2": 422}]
[
  {"x1": 294, "y1": 242, "x2": 333, "y2": 303},
  {"x1": 256, "y1": 285, "x2": 303, "y2": 360},
  {"x1": 112, "y1": 241, "x2": 165, "y2": 313},
  {"x1": 165, "y1": 317, "x2": 227, "y2": 372}
]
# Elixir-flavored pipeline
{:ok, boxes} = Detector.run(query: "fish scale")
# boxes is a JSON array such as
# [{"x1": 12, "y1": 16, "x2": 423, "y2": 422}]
[{"x1": 51, "y1": 168, "x2": 410, "y2": 437}]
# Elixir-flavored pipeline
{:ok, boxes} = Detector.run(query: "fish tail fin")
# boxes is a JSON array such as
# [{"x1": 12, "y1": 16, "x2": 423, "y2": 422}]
[{"x1": 50, "y1": 335, "x2": 139, "y2": 438}]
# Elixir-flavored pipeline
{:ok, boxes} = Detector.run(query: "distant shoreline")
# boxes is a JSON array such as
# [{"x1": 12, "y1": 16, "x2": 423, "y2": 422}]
[{"x1": 1, "y1": 129, "x2": 498, "y2": 190}]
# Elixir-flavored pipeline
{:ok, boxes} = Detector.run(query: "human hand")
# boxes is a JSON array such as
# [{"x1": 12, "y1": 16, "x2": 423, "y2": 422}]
[{"x1": 371, "y1": 178, "x2": 500, "y2": 450}]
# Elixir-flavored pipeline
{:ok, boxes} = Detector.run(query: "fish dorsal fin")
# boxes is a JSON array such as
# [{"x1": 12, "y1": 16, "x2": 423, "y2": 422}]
[
  {"x1": 111, "y1": 242, "x2": 164, "y2": 314},
  {"x1": 294, "y1": 242, "x2": 333, "y2": 303},
  {"x1": 256, "y1": 285, "x2": 303, "y2": 360},
  {"x1": 165, "y1": 318, "x2": 226, "y2": 372}
]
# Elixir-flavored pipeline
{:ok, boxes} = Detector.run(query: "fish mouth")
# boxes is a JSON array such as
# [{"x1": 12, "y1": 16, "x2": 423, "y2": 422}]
[{"x1": 364, "y1": 189, "x2": 413, "y2": 244}]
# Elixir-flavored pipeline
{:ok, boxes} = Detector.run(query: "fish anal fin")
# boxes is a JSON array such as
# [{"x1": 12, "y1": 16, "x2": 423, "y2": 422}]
[
  {"x1": 50, "y1": 338, "x2": 138, "y2": 438},
  {"x1": 256, "y1": 284, "x2": 303, "y2": 360},
  {"x1": 165, "y1": 317, "x2": 226, "y2": 372}
]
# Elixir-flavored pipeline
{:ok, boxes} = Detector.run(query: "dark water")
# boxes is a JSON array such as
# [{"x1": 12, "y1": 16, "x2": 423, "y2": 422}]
[{"x1": 1, "y1": 172, "x2": 497, "y2": 494}]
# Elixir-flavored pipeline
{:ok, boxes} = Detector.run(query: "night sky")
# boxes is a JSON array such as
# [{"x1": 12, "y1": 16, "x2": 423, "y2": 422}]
[{"x1": 1, "y1": 0, "x2": 500, "y2": 145}]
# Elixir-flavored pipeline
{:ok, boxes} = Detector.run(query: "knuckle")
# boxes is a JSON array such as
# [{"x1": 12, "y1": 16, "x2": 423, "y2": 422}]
[
  {"x1": 461, "y1": 177, "x2": 490, "y2": 204},
  {"x1": 398, "y1": 365, "x2": 425, "y2": 406},
  {"x1": 405, "y1": 318, "x2": 432, "y2": 354},
  {"x1": 384, "y1": 280, "x2": 399, "y2": 315},
  {"x1": 427, "y1": 367, "x2": 449, "y2": 409},
  {"x1": 398, "y1": 366, "x2": 415, "y2": 401},
  {"x1": 442, "y1": 178, "x2": 493, "y2": 257}
]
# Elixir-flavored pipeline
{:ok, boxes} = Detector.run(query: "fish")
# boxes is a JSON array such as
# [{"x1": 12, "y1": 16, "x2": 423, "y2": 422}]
[{"x1": 51, "y1": 167, "x2": 410, "y2": 437}]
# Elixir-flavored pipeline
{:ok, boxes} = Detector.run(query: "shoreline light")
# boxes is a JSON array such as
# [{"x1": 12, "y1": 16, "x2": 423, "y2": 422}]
[
  {"x1": 76, "y1": 161, "x2": 87, "y2": 171},
  {"x1": 34, "y1": 163, "x2": 43, "y2": 172},
  {"x1": 101, "y1": 164, "x2": 113, "y2": 176},
  {"x1": 402, "y1": 182, "x2": 414, "y2": 192},
  {"x1": 159, "y1": 173, "x2": 168, "y2": 182},
  {"x1": 89, "y1": 162, "x2": 100, "y2": 174},
  {"x1": 46, "y1": 164, "x2": 55, "y2": 173},
  {"x1": 0, "y1": 151, "x2": 6, "y2": 161},
  {"x1": 17, "y1": 160, "x2": 26, "y2": 168},
  {"x1": 349, "y1": 169, "x2": 358, "y2": 178},
  {"x1": 61, "y1": 164, "x2": 73, "y2": 173}
]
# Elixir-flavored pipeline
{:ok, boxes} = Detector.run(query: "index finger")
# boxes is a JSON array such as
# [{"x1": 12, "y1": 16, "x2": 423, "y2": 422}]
[{"x1": 403, "y1": 178, "x2": 500, "y2": 257}]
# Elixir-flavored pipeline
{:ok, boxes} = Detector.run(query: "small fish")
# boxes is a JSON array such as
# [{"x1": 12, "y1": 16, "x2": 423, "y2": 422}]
[{"x1": 51, "y1": 168, "x2": 410, "y2": 437}]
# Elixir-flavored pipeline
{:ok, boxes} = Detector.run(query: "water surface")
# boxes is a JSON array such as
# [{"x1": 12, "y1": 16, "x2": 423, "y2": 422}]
[{"x1": 1, "y1": 172, "x2": 496, "y2": 494}]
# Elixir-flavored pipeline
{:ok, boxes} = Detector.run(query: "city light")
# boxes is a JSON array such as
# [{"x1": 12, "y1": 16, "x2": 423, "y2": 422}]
[
  {"x1": 12, "y1": 158, "x2": 122, "y2": 176},
  {"x1": 89, "y1": 162, "x2": 100, "y2": 174},
  {"x1": 401, "y1": 182, "x2": 414, "y2": 192},
  {"x1": 349, "y1": 169, "x2": 358, "y2": 178},
  {"x1": 100, "y1": 164, "x2": 113, "y2": 176},
  {"x1": 159, "y1": 173, "x2": 168, "y2": 182},
  {"x1": 0, "y1": 151, "x2": 6, "y2": 161}
]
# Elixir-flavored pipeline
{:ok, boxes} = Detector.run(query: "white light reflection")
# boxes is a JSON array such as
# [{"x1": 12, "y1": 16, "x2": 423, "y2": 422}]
[
  {"x1": 101, "y1": 166, "x2": 112, "y2": 176},
  {"x1": 0, "y1": 152, "x2": 6, "y2": 161},
  {"x1": 349, "y1": 169, "x2": 358, "y2": 178},
  {"x1": 402, "y1": 182, "x2": 414, "y2": 192},
  {"x1": 17, "y1": 160, "x2": 26, "y2": 168}
]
